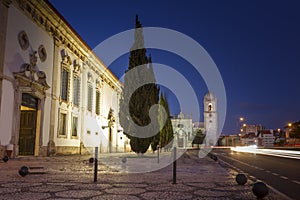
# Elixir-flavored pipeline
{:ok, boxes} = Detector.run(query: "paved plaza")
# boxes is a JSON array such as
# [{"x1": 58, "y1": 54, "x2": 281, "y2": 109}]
[{"x1": 0, "y1": 150, "x2": 286, "y2": 200}]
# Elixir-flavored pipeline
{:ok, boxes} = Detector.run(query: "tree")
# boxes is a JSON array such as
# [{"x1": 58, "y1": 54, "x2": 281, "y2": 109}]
[
  {"x1": 192, "y1": 129, "x2": 205, "y2": 147},
  {"x1": 159, "y1": 94, "x2": 174, "y2": 150},
  {"x1": 119, "y1": 15, "x2": 160, "y2": 154},
  {"x1": 290, "y1": 123, "x2": 300, "y2": 140},
  {"x1": 151, "y1": 93, "x2": 174, "y2": 152}
]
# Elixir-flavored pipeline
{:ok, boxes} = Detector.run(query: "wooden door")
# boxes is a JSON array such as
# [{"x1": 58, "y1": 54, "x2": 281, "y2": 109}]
[{"x1": 19, "y1": 111, "x2": 37, "y2": 155}]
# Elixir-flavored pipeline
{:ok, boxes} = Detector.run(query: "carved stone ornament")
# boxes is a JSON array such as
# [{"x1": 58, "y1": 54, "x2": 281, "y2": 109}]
[
  {"x1": 73, "y1": 63, "x2": 81, "y2": 75},
  {"x1": 87, "y1": 72, "x2": 93, "y2": 83},
  {"x1": 13, "y1": 51, "x2": 50, "y2": 89},
  {"x1": 18, "y1": 30, "x2": 29, "y2": 50},
  {"x1": 38, "y1": 45, "x2": 47, "y2": 62}
]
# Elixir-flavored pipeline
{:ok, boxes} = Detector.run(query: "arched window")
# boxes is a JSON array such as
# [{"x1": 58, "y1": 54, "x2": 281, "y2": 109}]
[{"x1": 208, "y1": 103, "x2": 212, "y2": 111}]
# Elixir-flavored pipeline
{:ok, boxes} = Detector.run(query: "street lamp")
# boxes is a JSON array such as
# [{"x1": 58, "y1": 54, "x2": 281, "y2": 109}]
[{"x1": 236, "y1": 117, "x2": 245, "y2": 135}]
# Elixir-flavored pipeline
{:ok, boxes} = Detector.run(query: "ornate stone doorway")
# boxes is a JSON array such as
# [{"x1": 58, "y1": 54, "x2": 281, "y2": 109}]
[{"x1": 12, "y1": 52, "x2": 50, "y2": 157}]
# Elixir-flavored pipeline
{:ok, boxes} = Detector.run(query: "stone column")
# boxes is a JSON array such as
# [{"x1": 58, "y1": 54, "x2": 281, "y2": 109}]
[{"x1": 48, "y1": 36, "x2": 60, "y2": 156}]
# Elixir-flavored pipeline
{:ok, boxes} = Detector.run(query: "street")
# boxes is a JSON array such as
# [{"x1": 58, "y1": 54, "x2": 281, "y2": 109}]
[
  {"x1": 212, "y1": 148, "x2": 300, "y2": 200},
  {"x1": 0, "y1": 151, "x2": 284, "y2": 200}
]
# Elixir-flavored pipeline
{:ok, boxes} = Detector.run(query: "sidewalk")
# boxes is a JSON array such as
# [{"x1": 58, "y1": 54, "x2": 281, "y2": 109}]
[{"x1": 0, "y1": 150, "x2": 286, "y2": 200}]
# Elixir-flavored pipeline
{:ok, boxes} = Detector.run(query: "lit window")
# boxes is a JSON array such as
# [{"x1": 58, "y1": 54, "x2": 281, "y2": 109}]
[
  {"x1": 61, "y1": 69, "x2": 69, "y2": 101},
  {"x1": 59, "y1": 113, "x2": 67, "y2": 136},
  {"x1": 72, "y1": 116, "x2": 78, "y2": 137},
  {"x1": 87, "y1": 85, "x2": 93, "y2": 112},
  {"x1": 73, "y1": 76, "x2": 80, "y2": 106},
  {"x1": 95, "y1": 90, "x2": 100, "y2": 115}
]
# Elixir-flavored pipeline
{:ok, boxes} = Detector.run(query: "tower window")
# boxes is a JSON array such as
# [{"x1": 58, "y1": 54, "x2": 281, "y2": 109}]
[{"x1": 208, "y1": 103, "x2": 212, "y2": 111}]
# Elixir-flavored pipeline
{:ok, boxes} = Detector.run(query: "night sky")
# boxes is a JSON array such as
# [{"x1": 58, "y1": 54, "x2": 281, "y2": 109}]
[{"x1": 49, "y1": 0, "x2": 300, "y2": 135}]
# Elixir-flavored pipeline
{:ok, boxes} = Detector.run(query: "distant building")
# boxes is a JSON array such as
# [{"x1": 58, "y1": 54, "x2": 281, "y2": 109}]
[
  {"x1": 171, "y1": 92, "x2": 219, "y2": 148},
  {"x1": 259, "y1": 130, "x2": 275, "y2": 147},
  {"x1": 220, "y1": 135, "x2": 240, "y2": 146},
  {"x1": 241, "y1": 133, "x2": 257, "y2": 146},
  {"x1": 240, "y1": 124, "x2": 264, "y2": 136},
  {"x1": 285, "y1": 121, "x2": 300, "y2": 145},
  {"x1": 171, "y1": 111, "x2": 193, "y2": 148}
]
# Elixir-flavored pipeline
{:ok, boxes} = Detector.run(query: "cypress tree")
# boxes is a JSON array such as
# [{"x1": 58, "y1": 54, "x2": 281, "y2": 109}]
[
  {"x1": 119, "y1": 15, "x2": 160, "y2": 154},
  {"x1": 158, "y1": 94, "x2": 174, "y2": 150}
]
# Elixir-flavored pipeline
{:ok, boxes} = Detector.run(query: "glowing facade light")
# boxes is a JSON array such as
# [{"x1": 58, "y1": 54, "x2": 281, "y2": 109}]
[
  {"x1": 243, "y1": 124, "x2": 246, "y2": 127},
  {"x1": 240, "y1": 117, "x2": 244, "y2": 121},
  {"x1": 288, "y1": 123, "x2": 292, "y2": 127}
]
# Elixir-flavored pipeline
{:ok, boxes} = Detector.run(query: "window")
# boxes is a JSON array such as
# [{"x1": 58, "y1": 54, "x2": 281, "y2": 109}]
[
  {"x1": 61, "y1": 69, "x2": 69, "y2": 101},
  {"x1": 87, "y1": 130, "x2": 91, "y2": 135},
  {"x1": 72, "y1": 116, "x2": 78, "y2": 137},
  {"x1": 73, "y1": 76, "x2": 80, "y2": 106},
  {"x1": 59, "y1": 113, "x2": 67, "y2": 136},
  {"x1": 87, "y1": 85, "x2": 93, "y2": 112},
  {"x1": 95, "y1": 90, "x2": 100, "y2": 115},
  {"x1": 208, "y1": 103, "x2": 212, "y2": 111}
]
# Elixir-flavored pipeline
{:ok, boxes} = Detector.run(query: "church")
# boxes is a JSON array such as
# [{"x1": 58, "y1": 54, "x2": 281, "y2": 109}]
[
  {"x1": 0, "y1": 0, "x2": 126, "y2": 157},
  {"x1": 171, "y1": 92, "x2": 218, "y2": 147}
]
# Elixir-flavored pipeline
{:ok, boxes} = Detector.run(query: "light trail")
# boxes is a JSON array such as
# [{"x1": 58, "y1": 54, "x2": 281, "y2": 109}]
[{"x1": 230, "y1": 146, "x2": 300, "y2": 160}]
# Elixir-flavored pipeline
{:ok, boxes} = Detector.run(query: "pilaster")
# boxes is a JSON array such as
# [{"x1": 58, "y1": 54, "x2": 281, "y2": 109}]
[{"x1": 48, "y1": 36, "x2": 60, "y2": 155}]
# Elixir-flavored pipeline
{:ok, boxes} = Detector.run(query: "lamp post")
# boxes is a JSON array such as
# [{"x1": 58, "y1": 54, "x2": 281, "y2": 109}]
[
  {"x1": 235, "y1": 117, "x2": 245, "y2": 146},
  {"x1": 287, "y1": 122, "x2": 292, "y2": 145}
]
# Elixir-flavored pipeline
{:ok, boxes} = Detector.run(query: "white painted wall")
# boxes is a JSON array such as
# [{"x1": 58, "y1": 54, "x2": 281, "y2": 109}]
[
  {"x1": 0, "y1": 81, "x2": 14, "y2": 145},
  {"x1": 0, "y1": 5, "x2": 53, "y2": 146}
]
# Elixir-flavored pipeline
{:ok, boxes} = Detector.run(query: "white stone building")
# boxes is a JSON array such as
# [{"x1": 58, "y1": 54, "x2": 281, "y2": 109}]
[
  {"x1": 171, "y1": 111, "x2": 193, "y2": 148},
  {"x1": 0, "y1": 0, "x2": 126, "y2": 157},
  {"x1": 171, "y1": 92, "x2": 219, "y2": 147}
]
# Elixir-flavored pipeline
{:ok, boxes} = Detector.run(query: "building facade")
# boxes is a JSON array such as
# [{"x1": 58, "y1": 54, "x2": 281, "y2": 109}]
[
  {"x1": 0, "y1": 0, "x2": 126, "y2": 157},
  {"x1": 171, "y1": 111, "x2": 193, "y2": 148},
  {"x1": 171, "y1": 92, "x2": 219, "y2": 147}
]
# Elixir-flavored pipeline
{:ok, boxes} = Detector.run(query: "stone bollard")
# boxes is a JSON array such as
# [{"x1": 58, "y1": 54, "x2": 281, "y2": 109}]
[
  {"x1": 19, "y1": 166, "x2": 29, "y2": 177},
  {"x1": 236, "y1": 173, "x2": 247, "y2": 185},
  {"x1": 89, "y1": 157, "x2": 94, "y2": 164},
  {"x1": 2, "y1": 155, "x2": 9, "y2": 162},
  {"x1": 252, "y1": 181, "x2": 269, "y2": 199}
]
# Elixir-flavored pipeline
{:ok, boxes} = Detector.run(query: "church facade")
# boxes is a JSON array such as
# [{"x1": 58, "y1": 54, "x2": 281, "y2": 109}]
[
  {"x1": 171, "y1": 92, "x2": 218, "y2": 148},
  {"x1": 0, "y1": 0, "x2": 126, "y2": 157}
]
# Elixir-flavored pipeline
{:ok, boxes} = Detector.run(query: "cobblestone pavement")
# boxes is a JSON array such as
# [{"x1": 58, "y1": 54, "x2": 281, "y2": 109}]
[{"x1": 0, "y1": 150, "x2": 287, "y2": 200}]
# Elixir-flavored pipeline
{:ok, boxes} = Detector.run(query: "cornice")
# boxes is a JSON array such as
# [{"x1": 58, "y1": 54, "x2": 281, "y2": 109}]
[{"x1": 13, "y1": 0, "x2": 123, "y2": 92}]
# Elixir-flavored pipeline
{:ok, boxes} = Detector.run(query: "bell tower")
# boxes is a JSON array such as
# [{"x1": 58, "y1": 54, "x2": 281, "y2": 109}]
[{"x1": 204, "y1": 92, "x2": 218, "y2": 146}]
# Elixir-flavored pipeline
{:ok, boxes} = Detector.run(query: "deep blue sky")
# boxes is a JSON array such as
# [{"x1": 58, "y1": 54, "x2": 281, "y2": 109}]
[{"x1": 49, "y1": 0, "x2": 300, "y2": 134}]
